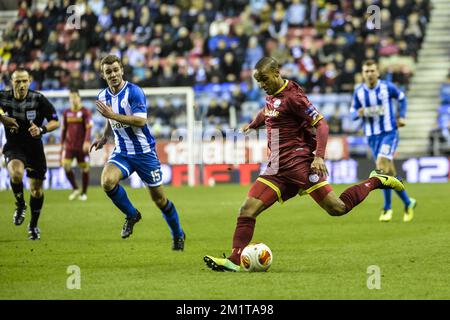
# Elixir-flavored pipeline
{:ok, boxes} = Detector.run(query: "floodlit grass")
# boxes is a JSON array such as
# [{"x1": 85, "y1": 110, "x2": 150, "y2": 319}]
[{"x1": 0, "y1": 183, "x2": 449, "y2": 299}]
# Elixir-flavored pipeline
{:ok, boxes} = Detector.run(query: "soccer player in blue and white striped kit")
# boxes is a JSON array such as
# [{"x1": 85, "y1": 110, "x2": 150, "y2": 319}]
[
  {"x1": 90, "y1": 55, "x2": 185, "y2": 249},
  {"x1": 351, "y1": 60, "x2": 416, "y2": 222}
]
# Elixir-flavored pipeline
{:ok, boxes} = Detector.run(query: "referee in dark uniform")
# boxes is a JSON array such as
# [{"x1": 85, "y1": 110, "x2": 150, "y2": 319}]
[{"x1": 0, "y1": 69, "x2": 59, "y2": 240}]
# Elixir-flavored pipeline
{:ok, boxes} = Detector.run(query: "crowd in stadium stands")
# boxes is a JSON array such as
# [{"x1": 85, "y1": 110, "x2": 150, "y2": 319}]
[
  {"x1": 430, "y1": 72, "x2": 450, "y2": 155},
  {"x1": 0, "y1": 0, "x2": 431, "y2": 147}
]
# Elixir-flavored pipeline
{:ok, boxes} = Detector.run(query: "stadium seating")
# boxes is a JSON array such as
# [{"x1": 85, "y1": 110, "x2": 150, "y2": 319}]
[{"x1": 0, "y1": 0, "x2": 432, "y2": 157}]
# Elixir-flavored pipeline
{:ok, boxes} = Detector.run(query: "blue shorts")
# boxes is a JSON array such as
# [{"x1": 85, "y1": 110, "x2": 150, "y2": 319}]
[
  {"x1": 108, "y1": 151, "x2": 162, "y2": 187},
  {"x1": 367, "y1": 130, "x2": 399, "y2": 161}
]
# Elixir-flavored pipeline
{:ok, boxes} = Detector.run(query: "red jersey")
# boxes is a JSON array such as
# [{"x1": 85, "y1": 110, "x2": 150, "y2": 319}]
[
  {"x1": 249, "y1": 80, "x2": 323, "y2": 169},
  {"x1": 61, "y1": 107, "x2": 92, "y2": 150}
]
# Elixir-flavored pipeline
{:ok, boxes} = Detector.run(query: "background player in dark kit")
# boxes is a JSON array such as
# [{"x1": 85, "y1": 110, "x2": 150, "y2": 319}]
[{"x1": 0, "y1": 69, "x2": 59, "y2": 240}]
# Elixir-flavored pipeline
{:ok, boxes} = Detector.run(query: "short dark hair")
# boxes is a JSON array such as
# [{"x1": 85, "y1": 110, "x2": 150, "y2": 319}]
[
  {"x1": 363, "y1": 60, "x2": 378, "y2": 68},
  {"x1": 70, "y1": 88, "x2": 80, "y2": 95},
  {"x1": 255, "y1": 57, "x2": 279, "y2": 72},
  {"x1": 100, "y1": 55, "x2": 123, "y2": 71},
  {"x1": 11, "y1": 68, "x2": 30, "y2": 78}
]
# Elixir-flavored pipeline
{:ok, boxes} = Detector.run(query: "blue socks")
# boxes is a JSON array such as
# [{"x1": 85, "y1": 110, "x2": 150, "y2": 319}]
[
  {"x1": 383, "y1": 189, "x2": 392, "y2": 210},
  {"x1": 106, "y1": 185, "x2": 137, "y2": 218},
  {"x1": 106, "y1": 186, "x2": 182, "y2": 237},
  {"x1": 383, "y1": 189, "x2": 411, "y2": 210},
  {"x1": 395, "y1": 190, "x2": 411, "y2": 208},
  {"x1": 161, "y1": 200, "x2": 184, "y2": 238}
]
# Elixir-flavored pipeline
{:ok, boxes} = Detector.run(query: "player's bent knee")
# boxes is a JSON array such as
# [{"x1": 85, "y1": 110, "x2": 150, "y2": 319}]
[
  {"x1": 238, "y1": 201, "x2": 261, "y2": 218},
  {"x1": 10, "y1": 171, "x2": 24, "y2": 183},
  {"x1": 325, "y1": 204, "x2": 347, "y2": 217},
  {"x1": 153, "y1": 196, "x2": 166, "y2": 209},
  {"x1": 239, "y1": 206, "x2": 257, "y2": 218},
  {"x1": 30, "y1": 188, "x2": 44, "y2": 198},
  {"x1": 101, "y1": 176, "x2": 119, "y2": 192},
  {"x1": 377, "y1": 160, "x2": 393, "y2": 175}
]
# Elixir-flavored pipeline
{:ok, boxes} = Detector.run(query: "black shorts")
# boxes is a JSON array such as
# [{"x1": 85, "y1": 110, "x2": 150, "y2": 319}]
[{"x1": 3, "y1": 142, "x2": 47, "y2": 180}]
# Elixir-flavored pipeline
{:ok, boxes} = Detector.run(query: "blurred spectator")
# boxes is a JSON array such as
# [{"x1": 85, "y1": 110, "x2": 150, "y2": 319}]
[
  {"x1": 0, "y1": 0, "x2": 431, "y2": 137},
  {"x1": 67, "y1": 31, "x2": 87, "y2": 60},
  {"x1": 42, "y1": 58, "x2": 65, "y2": 90},
  {"x1": 97, "y1": 7, "x2": 112, "y2": 30},
  {"x1": 69, "y1": 70, "x2": 84, "y2": 90},
  {"x1": 286, "y1": 0, "x2": 307, "y2": 27},
  {"x1": 192, "y1": 13, "x2": 210, "y2": 36},
  {"x1": 176, "y1": 65, "x2": 195, "y2": 87},
  {"x1": 158, "y1": 64, "x2": 177, "y2": 87},
  {"x1": 84, "y1": 71, "x2": 102, "y2": 89},
  {"x1": 41, "y1": 31, "x2": 62, "y2": 62},
  {"x1": 328, "y1": 110, "x2": 343, "y2": 134},
  {"x1": 138, "y1": 69, "x2": 159, "y2": 88},
  {"x1": 244, "y1": 36, "x2": 264, "y2": 70},
  {"x1": 220, "y1": 52, "x2": 241, "y2": 83},
  {"x1": 268, "y1": 8, "x2": 288, "y2": 40},
  {"x1": 173, "y1": 27, "x2": 194, "y2": 56},
  {"x1": 88, "y1": 0, "x2": 105, "y2": 17},
  {"x1": 125, "y1": 43, "x2": 145, "y2": 67},
  {"x1": 441, "y1": 73, "x2": 450, "y2": 105},
  {"x1": 31, "y1": 22, "x2": 48, "y2": 49},
  {"x1": 134, "y1": 12, "x2": 152, "y2": 45},
  {"x1": 337, "y1": 58, "x2": 356, "y2": 92}
]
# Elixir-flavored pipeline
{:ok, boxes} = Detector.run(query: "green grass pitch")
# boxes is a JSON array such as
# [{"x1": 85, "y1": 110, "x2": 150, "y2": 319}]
[{"x1": 1, "y1": 183, "x2": 449, "y2": 299}]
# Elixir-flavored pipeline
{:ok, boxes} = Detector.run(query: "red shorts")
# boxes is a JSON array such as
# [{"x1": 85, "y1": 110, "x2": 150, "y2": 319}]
[
  {"x1": 64, "y1": 148, "x2": 89, "y2": 165},
  {"x1": 248, "y1": 162, "x2": 333, "y2": 207}
]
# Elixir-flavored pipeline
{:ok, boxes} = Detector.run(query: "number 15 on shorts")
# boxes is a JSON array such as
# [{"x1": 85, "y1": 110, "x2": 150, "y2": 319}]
[{"x1": 150, "y1": 168, "x2": 162, "y2": 184}]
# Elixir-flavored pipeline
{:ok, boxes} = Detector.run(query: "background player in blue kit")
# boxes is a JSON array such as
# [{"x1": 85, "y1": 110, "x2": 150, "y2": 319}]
[
  {"x1": 90, "y1": 55, "x2": 185, "y2": 250},
  {"x1": 351, "y1": 60, "x2": 416, "y2": 222}
]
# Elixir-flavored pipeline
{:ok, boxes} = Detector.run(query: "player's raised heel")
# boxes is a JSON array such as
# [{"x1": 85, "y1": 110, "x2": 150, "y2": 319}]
[
  {"x1": 13, "y1": 202, "x2": 27, "y2": 226},
  {"x1": 204, "y1": 255, "x2": 241, "y2": 272},
  {"x1": 121, "y1": 211, "x2": 142, "y2": 239},
  {"x1": 369, "y1": 170, "x2": 405, "y2": 192},
  {"x1": 403, "y1": 198, "x2": 417, "y2": 222},
  {"x1": 379, "y1": 209, "x2": 393, "y2": 222}
]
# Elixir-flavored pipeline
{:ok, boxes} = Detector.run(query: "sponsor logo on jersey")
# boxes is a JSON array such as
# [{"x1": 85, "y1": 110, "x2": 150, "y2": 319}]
[
  {"x1": 264, "y1": 109, "x2": 280, "y2": 118},
  {"x1": 364, "y1": 105, "x2": 385, "y2": 117},
  {"x1": 111, "y1": 121, "x2": 130, "y2": 129}
]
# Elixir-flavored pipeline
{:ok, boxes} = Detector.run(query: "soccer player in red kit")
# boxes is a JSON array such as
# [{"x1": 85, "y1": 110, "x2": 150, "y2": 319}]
[
  {"x1": 204, "y1": 57, "x2": 405, "y2": 272},
  {"x1": 61, "y1": 89, "x2": 92, "y2": 201}
]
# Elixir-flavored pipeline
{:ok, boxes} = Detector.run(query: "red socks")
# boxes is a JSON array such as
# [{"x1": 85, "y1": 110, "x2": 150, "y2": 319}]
[
  {"x1": 339, "y1": 177, "x2": 381, "y2": 213},
  {"x1": 228, "y1": 216, "x2": 256, "y2": 265},
  {"x1": 65, "y1": 170, "x2": 78, "y2": 190},
  {"x1": 82, "y1": 171, "x2": 89, "y2": 194}
]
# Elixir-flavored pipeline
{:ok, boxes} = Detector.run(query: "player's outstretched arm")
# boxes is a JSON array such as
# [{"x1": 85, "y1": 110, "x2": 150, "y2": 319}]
[
  {"x1": 96, "y1": 100, "x2": 146, "y2": 127},
  {"x1": 245, "y1": 110, "x2": 265, "y2": 133}
]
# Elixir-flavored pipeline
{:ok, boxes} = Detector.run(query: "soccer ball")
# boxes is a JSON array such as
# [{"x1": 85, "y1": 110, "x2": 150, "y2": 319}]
[{"x1": 240, "y1": 243, "x2": 273, "y2": 272}]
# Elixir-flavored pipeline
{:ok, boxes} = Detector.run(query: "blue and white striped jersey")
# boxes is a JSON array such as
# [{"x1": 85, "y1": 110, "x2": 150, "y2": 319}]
[
  {"x1": 97, "y1": 81, "x2": 155, "y2": 155},
  {"x1": 351, "y1": 80, "x2": 407, "y2": 137}
]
